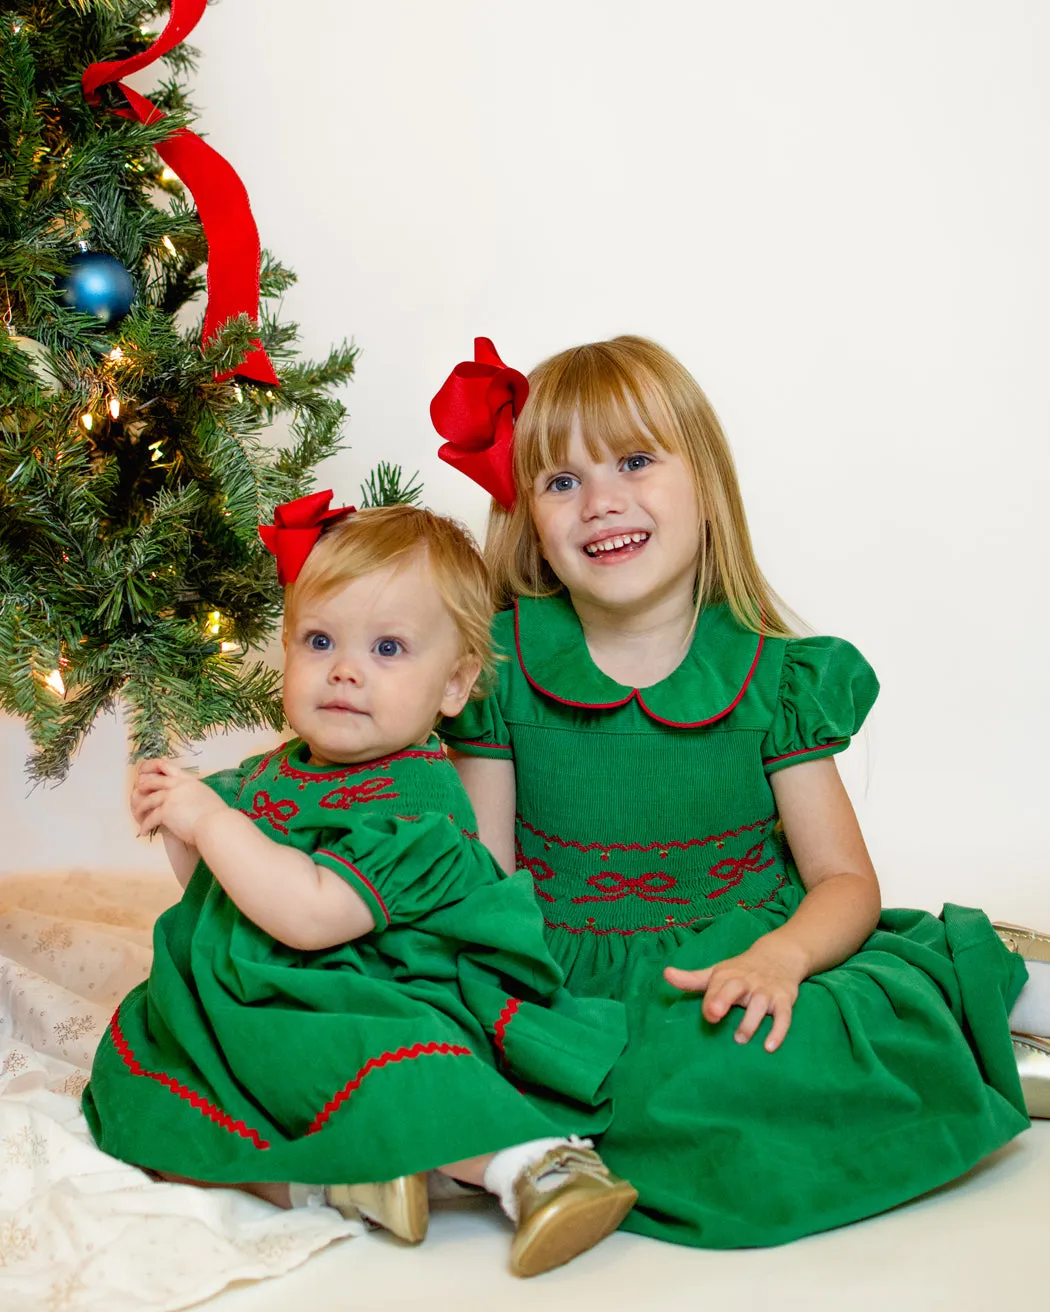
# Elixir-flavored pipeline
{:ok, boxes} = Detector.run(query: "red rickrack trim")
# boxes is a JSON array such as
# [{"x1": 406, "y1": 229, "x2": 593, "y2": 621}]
[
  {"x1": 306, "y1": 1041, "x2": 472, "y2": 1135},
  {"x1": 316, "y1": 849, "x2": 391, "y2": 926},
  {"x1": 109, "y1": 1009, "x2": 269, "y2": 1149},
  {"x1": 515, "y1": 600, "x2": 764, "y2": 728},
  {"x1": 544, "y1": 916, "x2": 710, "y2": 938},
  {"x1": 518, "y1": 812, "x2": 775, "y2": 856},
  {"x1": 492, "y1": 997, "x2": 521, "y2": 1067},
  {"x1": 278, "y1": 744, "x2": 445, "y2": 789},
  {"x1": 763, "y1": 740, "x2": 847, "y2": 766}
]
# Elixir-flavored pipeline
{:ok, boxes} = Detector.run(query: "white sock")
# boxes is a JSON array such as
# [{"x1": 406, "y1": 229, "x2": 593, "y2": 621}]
[
  {"x1": 1009, "y1": 960, "x2": 1050, "y2": 1035},
  {"x1": 482, "y1": 1136, "x2": 592, "y2": 1223}
]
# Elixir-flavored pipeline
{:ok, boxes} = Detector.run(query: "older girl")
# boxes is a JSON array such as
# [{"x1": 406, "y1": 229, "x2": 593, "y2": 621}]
[{"x1": 436, "y1": 335, "x2": 1047, "y2": 1248}]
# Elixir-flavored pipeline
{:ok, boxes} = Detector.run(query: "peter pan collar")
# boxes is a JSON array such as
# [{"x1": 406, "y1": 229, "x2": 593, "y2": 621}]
[{"x1": 513, "y1": 592, "x2": 763, "y2": 728}]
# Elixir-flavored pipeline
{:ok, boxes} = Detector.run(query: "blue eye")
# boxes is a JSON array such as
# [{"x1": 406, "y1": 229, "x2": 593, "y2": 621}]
[
  {"x1": 546, "y1": 473, "x2": 579, "y2": 493},
  {"x1": 622, "y1": 453, "x2": 653, "y2": 472},
  {"x1": 308, "y1": 632, "x2": 333, "y2": 652},
  {"x1": 374, "y1": 638, "x2": 404, "y2": 658}
]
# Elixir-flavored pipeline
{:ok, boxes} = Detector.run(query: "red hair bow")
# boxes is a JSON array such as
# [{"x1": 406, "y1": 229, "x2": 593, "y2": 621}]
[
  {"x1": 430, "y1": 337, "x2": 528, "y2": 510},
  {"x1": 258, "y1": 490, "x2": 354, "y2": 586}
]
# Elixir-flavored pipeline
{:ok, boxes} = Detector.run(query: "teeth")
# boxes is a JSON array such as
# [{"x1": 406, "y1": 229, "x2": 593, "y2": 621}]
[{"x1": 584, "y1": 532, "x2": 649, "y2": 556}]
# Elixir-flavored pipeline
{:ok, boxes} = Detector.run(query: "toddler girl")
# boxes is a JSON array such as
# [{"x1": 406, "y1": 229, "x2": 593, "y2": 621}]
[
  {"x1": 435, "y1": 335, "x2": 1049, "y2": 1248},
  {"x1": 84, "y1": 498, "x2": 637, "y2": 1278}
]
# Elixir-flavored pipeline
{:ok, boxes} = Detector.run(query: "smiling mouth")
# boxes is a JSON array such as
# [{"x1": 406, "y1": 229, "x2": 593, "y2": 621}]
[{"x1": 583, "y1": 532, "x2": 650, "y2": 559}]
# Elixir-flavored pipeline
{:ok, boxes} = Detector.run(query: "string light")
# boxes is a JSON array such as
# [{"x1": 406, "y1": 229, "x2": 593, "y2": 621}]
[
  {"x1": 207, "y1": 611, "x2": 222, "y2": 636},
  {"x1": 160, "y1": 166, "x2": 179, "y2": 185},
  {"x1": 44, "y1": 670, "x2": 66, "y2": 698},
  {"x1": 148, "y1": 440, "x2": 164, "y2": 463},
  {"x1": 80, "y1": 413, "x2": 93, "y2": 431},
  {"x1": 220, "y1": 641, "x2": 240, "y2": 654},
  {"x1": 108, "y1": 346, "x2": 124, "y2": 362},
  {"x1": 161, "y1": 235, "x2": 177, "y2": 256},
  {"x1": 109, "y1": 397, "x2": 121, "y2": 420},
  {"x1": 233, "y1": 386, "x2": 243, "y2": 402}
]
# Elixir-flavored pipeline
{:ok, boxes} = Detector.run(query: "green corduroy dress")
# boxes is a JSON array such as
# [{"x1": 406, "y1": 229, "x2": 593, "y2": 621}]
[
  {"x1": 84, "y1": 735, "x2": 627, "y2": 1184},
  {"x1": 440, "y1": 593, "x2": 1029, "y2": 1248}
]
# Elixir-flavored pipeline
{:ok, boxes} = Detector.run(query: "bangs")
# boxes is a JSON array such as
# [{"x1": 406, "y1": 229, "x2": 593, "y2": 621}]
[{"x1": 514, "y1": 344, "x2": 684, "y2": 488}]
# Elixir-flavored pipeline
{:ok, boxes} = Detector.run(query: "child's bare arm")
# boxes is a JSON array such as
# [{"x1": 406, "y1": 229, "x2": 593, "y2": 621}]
[
  {"x1": 448, "y1": 751, "x2": 516, "y2": 875},
  {"x1": 665, "y1": 758, "x2": 881, "y2": 1051},
  {"x1": 161, "y1": 832, "x2": 200, "y2": 890},
  {"x1": 131, "y1": 766, "x2": 199, "y2": 889},
  {"x1": 134, "y1": 760, "x2": 375, "y2": 949}
]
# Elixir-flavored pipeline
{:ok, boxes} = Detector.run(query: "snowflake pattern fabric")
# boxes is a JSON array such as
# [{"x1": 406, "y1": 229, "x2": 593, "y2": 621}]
[{"x1": 0, "y1": 870, "x2": 359, "y2": 1311}]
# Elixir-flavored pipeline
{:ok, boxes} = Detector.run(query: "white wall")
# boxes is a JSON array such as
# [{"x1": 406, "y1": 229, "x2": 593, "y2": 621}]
[{"x1": 3, "y1": 1, "x2": 1048, "y2": 923}]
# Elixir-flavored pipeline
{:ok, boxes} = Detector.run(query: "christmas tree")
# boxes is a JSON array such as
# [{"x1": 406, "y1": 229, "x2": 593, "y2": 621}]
[{"x1": 0, "y1": 1, "x2": 417, "y2": 784}]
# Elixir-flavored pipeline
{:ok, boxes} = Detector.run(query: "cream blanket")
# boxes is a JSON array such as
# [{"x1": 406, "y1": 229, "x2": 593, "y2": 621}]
[{"x1": 0, "y1": 869, "x2": 360, "y2": 1312}]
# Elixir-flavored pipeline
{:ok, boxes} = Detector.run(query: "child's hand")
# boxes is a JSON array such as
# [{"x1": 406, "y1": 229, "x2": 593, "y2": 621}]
[
  {"x1": 663, "y1": 941, "x2": 806, "y2": 1053},
  {"x1": 132, "y1": 760, "x2": 227, "y2": 846}
]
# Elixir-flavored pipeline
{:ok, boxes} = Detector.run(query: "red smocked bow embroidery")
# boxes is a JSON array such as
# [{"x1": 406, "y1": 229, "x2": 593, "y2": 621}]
[
  {"x1": 258, "y1": 490, "x2": 355, "y2": 586},
  {"x1": 429, "y1": 337, "x2": 528, "y2": 510},
  {"x1": 245, "y1": 791, "x2": 299, "y2": 835}
]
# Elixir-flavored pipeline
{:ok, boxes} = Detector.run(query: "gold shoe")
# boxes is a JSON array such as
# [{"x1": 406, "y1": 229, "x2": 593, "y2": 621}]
[
  {"x1": 993, "y1": 922, "x2": 1050, "y2": 965},
  {"x1": 1013, "y1": 1033, "x2": 1050, "y2": 1119},
  {"x1": 326, "y1": 1173, "x2": 429, "y2": 1244},
  {"x1": 509, "y1": 1146, "x2": 638, "y2": 1279}
]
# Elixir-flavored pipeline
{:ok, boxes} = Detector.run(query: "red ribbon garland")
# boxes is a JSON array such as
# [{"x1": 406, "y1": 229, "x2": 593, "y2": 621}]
[
  {"x1": 430, "y1": 337, "x2": 528, "y2": 510},
  {"x1": 258, "y1": 489, "x2": 355, "y2": 586},
  {"x1": 82, "y1": 0, "x2": 279, "y2": 385}
]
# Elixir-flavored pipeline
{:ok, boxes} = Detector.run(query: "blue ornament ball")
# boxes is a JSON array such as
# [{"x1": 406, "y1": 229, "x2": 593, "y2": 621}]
[{"x1": 59, "y1": 252, "x2": 135, "y2": 325}]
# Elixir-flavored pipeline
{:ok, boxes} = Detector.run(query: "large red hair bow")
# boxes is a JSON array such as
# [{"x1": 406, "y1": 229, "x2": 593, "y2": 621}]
[
  {"x1": 430, "y1": 337, "x2": 528, "y2": 510},
  {"x1": 258, "y1": 490, "x2": 354, "y2": 586}
]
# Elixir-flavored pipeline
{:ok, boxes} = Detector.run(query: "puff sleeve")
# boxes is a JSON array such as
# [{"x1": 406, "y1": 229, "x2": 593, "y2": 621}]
[
  {"x1": 761, "y1": 636, "x2": 879, "y2": 775},
  {"x1": 439, "y1": 688, "x2": 513, "y2": 759},
  {"x1": 312, "y1": 811, "x2": 487, "y2": 931}
]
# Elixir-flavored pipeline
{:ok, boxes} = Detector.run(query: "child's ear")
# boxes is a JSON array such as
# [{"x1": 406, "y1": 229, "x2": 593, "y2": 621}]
[{"x1": 439, "y1": 656, "x2": 482, "y2": 719}]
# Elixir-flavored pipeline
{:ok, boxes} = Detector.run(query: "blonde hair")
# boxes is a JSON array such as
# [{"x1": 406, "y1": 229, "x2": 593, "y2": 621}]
[
  {"x1": 285, "y1": 504, "x2": 495, "y2": 691},
  {"x1": 485, "y1": 335, "x2": 798, "y2": 638}
]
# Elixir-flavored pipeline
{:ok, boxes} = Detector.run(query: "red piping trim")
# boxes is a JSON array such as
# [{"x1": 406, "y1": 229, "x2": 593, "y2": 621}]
[
  {"x1": 451, "y1": 739, "x2": 512, "y2": 752},
  {"x1": 492, "y1": 997, "x2": 521, "y2": 1066},
  {"x1": 306, "y1": 1041, "x2": 472, "y2": 1135},
  {"x1": 639, "y1": 630, "x2": 763, "y2": 729},
  {"x1": 315, "y1": 850, "x2": 391, "y2": 926},
  {"x1": 109, "y1": 1009, "x2": 270, "y2": 1149},
  {"x1": 514, "y1": 599, "x2": 763, "y2": 727},
  {"x1": 763, "y1": 740, "x2": 846, "y2": 766}
]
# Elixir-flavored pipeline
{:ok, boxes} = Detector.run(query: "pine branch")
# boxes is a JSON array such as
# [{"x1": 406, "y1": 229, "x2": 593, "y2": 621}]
[{"x1": 359, "y1": 462, "x2": 424, "y2": 509}]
